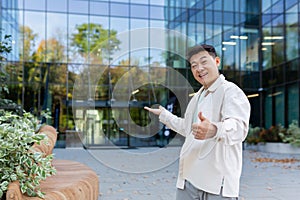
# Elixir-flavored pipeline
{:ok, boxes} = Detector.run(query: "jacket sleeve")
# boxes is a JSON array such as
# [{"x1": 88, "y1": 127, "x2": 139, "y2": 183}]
[
  {"x1": 159, "y1": 106, "x2": 191, "y2": 138},
  {"x1": 212, "y1": 84, "x2": 251, "y2": 145}
]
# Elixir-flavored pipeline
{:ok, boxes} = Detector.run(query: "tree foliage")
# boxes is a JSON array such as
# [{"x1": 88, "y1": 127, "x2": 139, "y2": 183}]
[
  {"x1": 35, "y1": 38, "x2": 65, "y2": 63},
  {"x1": 19, "y1": 26, "x2": 38, "y2": 62},
  {"x1": 0, "y1": 34, "x2": 12, "y2": 98},
  {"x1": 70, "y1": 23, "x2": 121, "y2": 62}
]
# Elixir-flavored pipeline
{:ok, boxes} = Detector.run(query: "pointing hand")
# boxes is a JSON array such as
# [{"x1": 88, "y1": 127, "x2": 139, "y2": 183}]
[{"x1": 144, "y1": 106, "x2": 163, "y2": 116}]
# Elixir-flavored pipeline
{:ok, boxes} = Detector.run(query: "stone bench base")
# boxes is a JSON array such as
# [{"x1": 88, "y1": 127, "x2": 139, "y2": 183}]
[{"x1": 6, "y1": 159, "x2": 99, "y2": 200}]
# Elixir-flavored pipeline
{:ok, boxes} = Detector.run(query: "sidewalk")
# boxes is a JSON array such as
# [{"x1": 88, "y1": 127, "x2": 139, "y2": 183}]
[{"x1": 53, "y1": 147, "x2": 300, "y2": 200}]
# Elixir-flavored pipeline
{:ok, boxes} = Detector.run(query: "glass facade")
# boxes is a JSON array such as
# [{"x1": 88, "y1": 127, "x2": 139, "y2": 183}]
[{"x1": 1, "y1": 0, "x2": 300, "y2": 147}]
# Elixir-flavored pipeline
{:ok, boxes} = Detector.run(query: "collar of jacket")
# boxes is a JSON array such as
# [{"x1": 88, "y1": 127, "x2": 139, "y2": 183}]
[{"x1": 198, "y1": 74, "x2": 225, "y2": 96}]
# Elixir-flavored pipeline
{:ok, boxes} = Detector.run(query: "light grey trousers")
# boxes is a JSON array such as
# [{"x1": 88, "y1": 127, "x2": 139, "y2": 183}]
[{"x1": 176, "y1": 181, "x2": 238, "y2": 200}]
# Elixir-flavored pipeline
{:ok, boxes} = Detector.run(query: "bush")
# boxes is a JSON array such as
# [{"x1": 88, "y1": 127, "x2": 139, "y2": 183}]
[
  {"x1": 0, "y1": 110, "x2": 56, "y2": 198},
  {"x1": 246, "y1": 125, "x2": 262, "y2": 144},
  {"x1": 279, "y1": 120, "x2": 300, "y2": 147},
  {"x1": 260, "y1": 125, "x2": 285, "y2": 143},
  {"x1": 246, "y1": 124, "x2": 286, "y2": 144}
]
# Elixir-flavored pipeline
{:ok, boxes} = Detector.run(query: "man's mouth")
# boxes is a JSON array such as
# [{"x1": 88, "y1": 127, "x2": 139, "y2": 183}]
[{"x1": 199, "y1": 73, "x2": 208, "y2": 78}]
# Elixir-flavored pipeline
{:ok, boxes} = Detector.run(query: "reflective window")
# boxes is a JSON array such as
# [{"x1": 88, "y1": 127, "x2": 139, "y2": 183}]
[
  {"x1": 68, "y1": 14, "x2": 88, "y2": 63},
  {"x1": 18, "y1": 0, "x2": 24, "y2": 9},
  {"x1": 272, "y1": 26, "x2": 284, "y2": 65},
  {"x1": 209, "y1": 0, "x2": 221, "y2": 11},
  {"x1": 196, "y1": 10, "x2": 204, "y2": 23},
  {"x1": 245, "y1": 14, "x2": 259, "y2": 26},
  {"x1": 285, "y1": 0, "x2": 297, "y2": 10},
  {"x1": 46, "y1": 13, "x2": 67, "y2": 63},
  {"x1": 223, "y1": 11, "x2": 234, "y2": 25},
  {"x1": 89, "y1": 16, "x2": 109, "y2": 64},
  {"x1": 205, "y1": 10, "x2": 213, "y2": 24},
  {"x1": 286, "y1": 59, "x2": 298, "y2": 82},
  {"x1": 111, "y1": 0, "x2": 129, "y2": 3},
  {"x1": 262, "y1": 0, "x2": 272, "y2": 12},
  {"x1": 131, "y1": 18, "x2": 148, "y2": 29},
  {"x1": 262, "y1": 14, "x2": 272, "y2": 25},
  {"x1": 213, "y1": 24, "x2": 222, "y2": 36},
  {"x1": 90, "y1": 1, "x2": 109, "y2": 16},
  {"x1": 90, "y1": 16, "x2": 109, "y2": 30},
  {"x1": 111, "y1": 17, "x2": 129, "y2": 33},
  {"x1": 273, "y1": 65, "x2": 284, "y2": 84},
  {"x1": 213, "y1": 11, "x2": 223, "y2": 24},
  {"x1": 150, "y1": 20, "x2": 165, "y2": 28},
  {"x1": 129, "y1": 27, "x2": 149, "y2": 65},
  {"x1": 222, "y1": 45, "x2": 235, "y2": 70},
  {"x1": 69, "y1": 0, "x2": 88, "y2": 14},
  {"x1": 288, "y1": 83, "x2": 299, "y2": 125},
  {"x1": 24, "y1": 0, "x2": 45, "y2": 11},
  {"x1": 205, "y1": 23, "x2": 213, "y2": 40},
  {"x1": 111, "y1": 3, "x2": 129, "y2": 17},
  {"x1": 286, "y1": 9, "x2": 298, "y2": 61},
  {"x1": 47, "y1": 0, "x2": 67, "y2": 12},
  {"x1": 24, "y1": 11, "x2": 46, "y2": 57},
  {"x1": 110, "y1": 17, "x2": 129, "y2": 61},
  {"x1": 223, "y1": 0, "x2": 234, "y2": 11},
  {"x1": 275, "y1": 86, "x2": 285, "y2": 126},
  {"x1": 150, "y1": 0, "x2": 166, "y2": 6},
  {"x1": 286, "y1": 4, "x2": 298, "y2": 13},
  {"x1": 272, "y1": 14, "x2": 284, "y2": 25},
  {"x1": 264, "y1": 89, "x2": 273, "y2": 128},
  {"x1": 150, "y1": 6, "x2": 165, "y2": 20},
  {"x1": 262, "y1": 26, "x2": 272, "y2": 69},
  {"x1": 272, "y1": 0, "x2": 283, "y2": 13},
  {"x1": 131, "y1": 0, "x2": 147, "y2": 4},
  {"x1": 187, "y1": 23, "x2": 196, "y2": 41},
  {"x1": 131, "y1": 4, "x2": 149, "y2": 18}
]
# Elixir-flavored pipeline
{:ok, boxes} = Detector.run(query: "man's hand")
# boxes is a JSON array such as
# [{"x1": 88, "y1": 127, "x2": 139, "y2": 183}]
[
  {"x1": 144, "y1": 106, "x2": 163, "y2": 116},
  {"x1": 192, "y1": 112, "x2": 217, "y2": 140}
]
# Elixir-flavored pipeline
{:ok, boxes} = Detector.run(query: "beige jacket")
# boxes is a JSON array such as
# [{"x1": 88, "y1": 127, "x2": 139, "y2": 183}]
[{"x1": 159, "y1": 75, "x2": 251, "y2": 197}]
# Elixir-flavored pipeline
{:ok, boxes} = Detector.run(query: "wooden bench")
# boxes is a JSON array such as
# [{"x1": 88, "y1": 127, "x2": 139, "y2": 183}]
[{"x1": 6, "y1": 125, "x2": 99, "y2": 200}]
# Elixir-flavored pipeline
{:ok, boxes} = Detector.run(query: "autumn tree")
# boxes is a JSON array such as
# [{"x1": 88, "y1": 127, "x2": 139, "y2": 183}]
[
  {"x1": 35, "y1": 38, "x2": 65, "y2": 63},
  {"x1": 19, "y1": 25, "x2": 38, "y2": 62}
]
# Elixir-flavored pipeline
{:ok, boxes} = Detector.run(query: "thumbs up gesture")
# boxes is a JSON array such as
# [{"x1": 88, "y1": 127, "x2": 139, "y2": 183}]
[{"x1": 192, "y1": 112, "x2": 217, "y2": 140}]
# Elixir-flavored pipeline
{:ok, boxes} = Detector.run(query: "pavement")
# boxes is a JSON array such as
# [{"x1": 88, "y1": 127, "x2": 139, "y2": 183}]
[{"x1": 53, "y1": 146, "x2": 300, "y2": 200}]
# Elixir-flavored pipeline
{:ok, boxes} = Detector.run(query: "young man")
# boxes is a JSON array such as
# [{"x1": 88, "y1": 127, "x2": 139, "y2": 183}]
[{"x1": 144, "y1": 44, "x2": 251, "y2": 199}]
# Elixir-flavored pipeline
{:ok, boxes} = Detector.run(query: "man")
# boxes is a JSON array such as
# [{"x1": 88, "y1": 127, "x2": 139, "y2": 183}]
[{"x1": 144, "y1": 44, "x2": 251, "y2": 199}]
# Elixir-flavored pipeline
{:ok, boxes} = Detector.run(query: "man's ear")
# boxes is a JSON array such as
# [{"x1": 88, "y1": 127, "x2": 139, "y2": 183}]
[{"x1": 215, "y1": 56, "x2": 221, "y2": 66}]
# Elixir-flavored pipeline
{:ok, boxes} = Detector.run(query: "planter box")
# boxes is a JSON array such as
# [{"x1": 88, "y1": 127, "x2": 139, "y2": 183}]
[{"x1": 245, "y1": 142, "x2": 300, "y2": 154}]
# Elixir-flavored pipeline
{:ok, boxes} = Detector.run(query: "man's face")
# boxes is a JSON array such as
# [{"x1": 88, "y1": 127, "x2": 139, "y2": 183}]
[{"x1": 189, "y1": 51, "x2": 220, "y2": 89}]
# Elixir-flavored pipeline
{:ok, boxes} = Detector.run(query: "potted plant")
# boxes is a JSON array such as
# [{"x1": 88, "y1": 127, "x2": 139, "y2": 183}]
[{"x1": 0, "y1": 110, "x2": 56, "y2": 199}]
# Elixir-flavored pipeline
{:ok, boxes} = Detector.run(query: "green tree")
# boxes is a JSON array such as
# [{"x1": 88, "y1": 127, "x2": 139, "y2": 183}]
[
  {"x1": 0, "y1": 34, "x2": 12, "y2": 98},
  {"x1": 70, "y1": 23, "x2": 121, "y2": 63},
  {"x1": 0, "y1": 33, "x2": 22, "y2": 112}
]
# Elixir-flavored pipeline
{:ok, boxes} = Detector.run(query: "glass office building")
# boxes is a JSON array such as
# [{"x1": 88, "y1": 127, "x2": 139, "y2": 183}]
[{"x1": 1, "y1": 0, "x2": 299, "y2": 147}]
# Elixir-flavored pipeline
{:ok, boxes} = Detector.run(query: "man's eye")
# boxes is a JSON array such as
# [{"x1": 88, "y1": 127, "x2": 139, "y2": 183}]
[{"x1": 201, "y1": 61, "x2": 207, "y2": 65}]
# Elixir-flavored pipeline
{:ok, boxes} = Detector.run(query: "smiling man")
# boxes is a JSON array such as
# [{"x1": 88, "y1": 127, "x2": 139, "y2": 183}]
[{"x1": 145, "y1": 44, "x2": 251, "y2": 200}]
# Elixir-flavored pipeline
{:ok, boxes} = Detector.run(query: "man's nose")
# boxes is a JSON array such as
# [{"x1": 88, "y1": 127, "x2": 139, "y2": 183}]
[{"x1": 195, "y1": 65, "x2": 204, "y2": 71}]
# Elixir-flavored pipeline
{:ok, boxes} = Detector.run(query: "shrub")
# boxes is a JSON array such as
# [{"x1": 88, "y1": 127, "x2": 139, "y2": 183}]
[
  {"x1": 279, "y1": 120, "x2": 300, "y2": 147},
  {"x1": 260, "y1": 124, "x2": 285, "y2": 143},
  {"x1": 246, "y1": 125, "x2": 263, "y2": 144},
  {"x1": 0, "y1": 110, "x2": 56, "y2": 198}
]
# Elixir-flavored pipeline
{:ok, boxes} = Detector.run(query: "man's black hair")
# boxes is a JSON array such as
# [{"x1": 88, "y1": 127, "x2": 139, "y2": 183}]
[{"x1": 186, "y1": 44, "x2": 218, "y2": 62}]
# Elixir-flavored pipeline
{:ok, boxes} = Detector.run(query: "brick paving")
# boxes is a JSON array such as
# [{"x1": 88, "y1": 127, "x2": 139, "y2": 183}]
[{"x1": 53, "y1": 147, "x2": 300, "y2": 200}]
